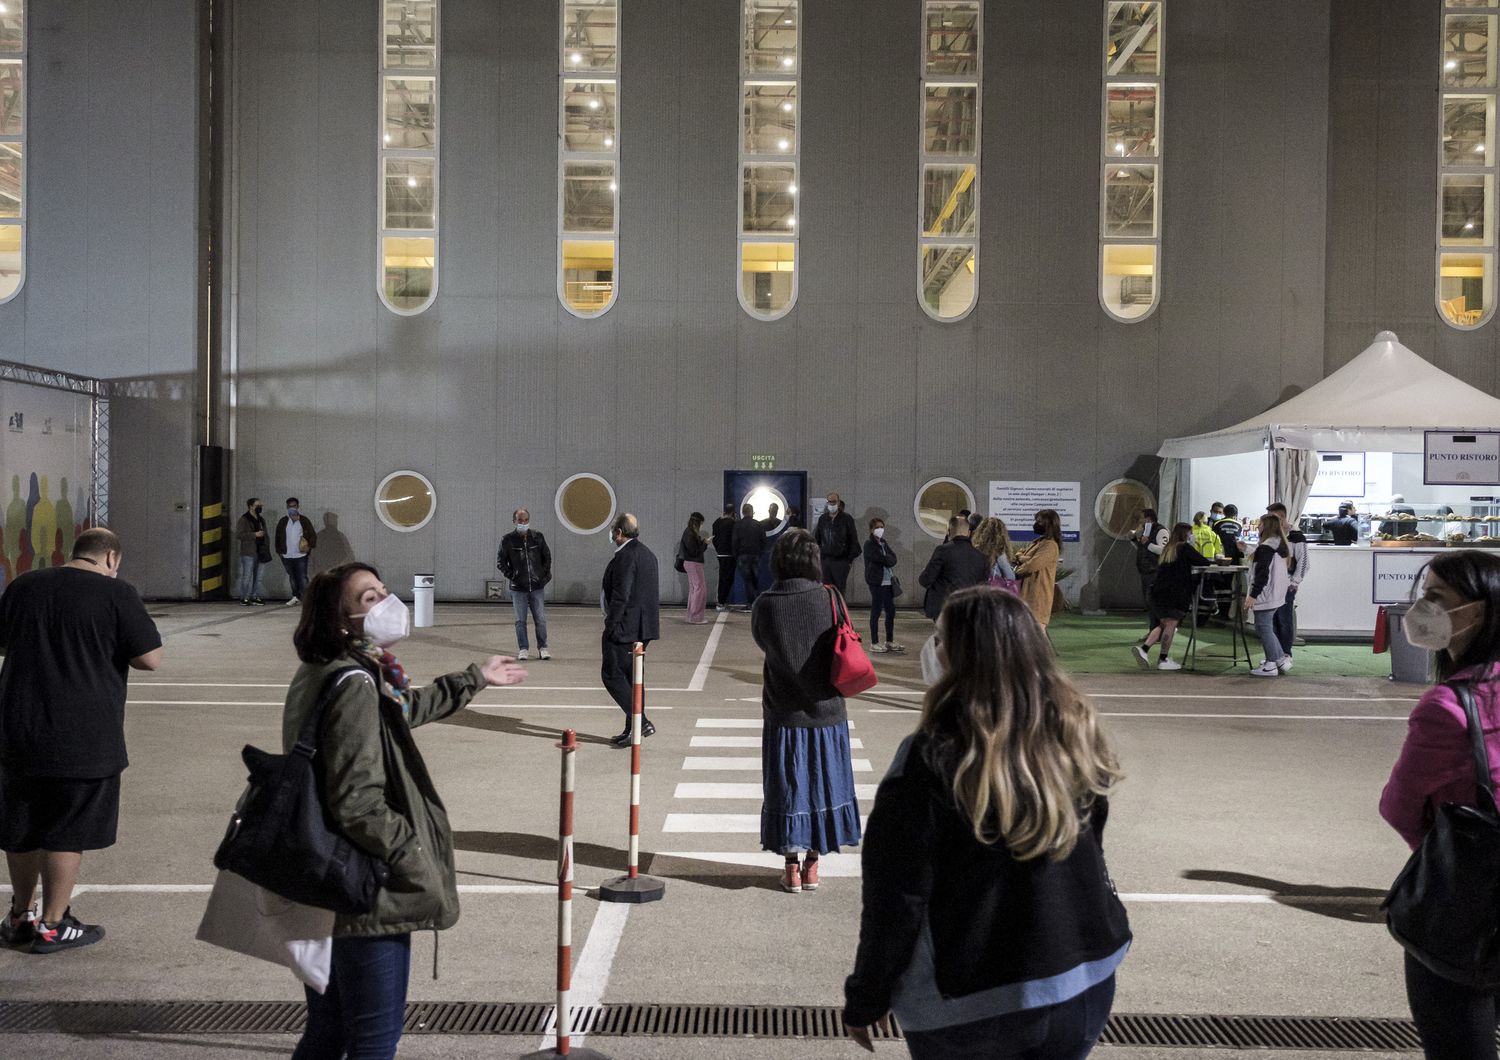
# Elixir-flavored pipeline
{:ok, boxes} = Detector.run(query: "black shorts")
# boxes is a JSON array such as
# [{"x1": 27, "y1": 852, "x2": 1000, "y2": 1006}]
[
  {"x1": 1158, "y1": 607, "x2": 1190, "y2": 622},
  {"x1": 0, "y1": 772, "x2": 120, "y2": 852}
]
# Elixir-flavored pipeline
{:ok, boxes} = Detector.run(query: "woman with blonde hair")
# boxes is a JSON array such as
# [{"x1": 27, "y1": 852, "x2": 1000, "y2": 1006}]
[
  {"x1": 1015, "y1": 509, "x2": 1063, "y2": 627},
  {"x1": 1245, "y1": 513, "x2": 1292, "y2": 677},
  {"x1": 845, "y1": 586, "x2": 1130, "y2": 1058},
  {"x1": 971, "y1": 516, "x2": 1017, "y2": 584}
]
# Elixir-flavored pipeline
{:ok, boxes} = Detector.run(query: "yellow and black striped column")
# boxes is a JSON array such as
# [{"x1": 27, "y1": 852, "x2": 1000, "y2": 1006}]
[{"x1": 197, "y1": 446, "x2": 228, "y2": 599}]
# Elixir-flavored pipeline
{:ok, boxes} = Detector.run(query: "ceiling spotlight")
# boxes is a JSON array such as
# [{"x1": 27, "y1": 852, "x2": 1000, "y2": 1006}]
[
  {"x1": 786, "y1": 217, "x2": 796, "y2": 226},
  {"x1": 1465, "y1": 221, "x2": 1477, "y2": 230},
  {"x1": 1478, "y1": 143, "x2": 1487, "y2": 153},
  {"x1": 609, "y1": 181, "x2": 618, "y2": 191},
  {"x1": 777, "y1": 138, "x2": 790, "y2": 150},
  {"x1": 1115, "y1": 141, "x2": 1126, "y2": 154},
  {"x1": 603, "y1": 136, "x2": 614, "y2": 147},
  {"x1": 570, "y1": 52, "x2": 583, "y2": 65},
  {"x1": 407, "y1": 176, "x2": 418, "y2": 187},
  {"x1": 782, "y1": 101, "x2": 794, "y2": 112},
  {"x1": 1446, "y1": 59, "x2": 1458, "y2": 71},
  {"x1": 383, "y1": 133, "x2": 392, "y2": 144},
  {"x1": 783, "y1": 17, "x2": 793, "y2": 24},
  {"x1": 781, "y1": 56, "x2": 794, "y2": 68},
  {"x1": 588, "y1": 98, "x2": 601, "y2": 110},
  {"x1": 787, "y1": 182, "x2": 797, "y2": 193}
]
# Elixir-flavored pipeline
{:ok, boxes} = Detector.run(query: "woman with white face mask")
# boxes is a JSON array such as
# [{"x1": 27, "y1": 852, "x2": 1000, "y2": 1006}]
[
  {"x1": 281, "y1": 563, "x2": 526, "y2": 1060},
  {"x1": 1380, "y1": 550, "x2": 1500, "y2": 1059},
  {"x1": 863, "y1": 517, "x2": 903, "y2": 654}
]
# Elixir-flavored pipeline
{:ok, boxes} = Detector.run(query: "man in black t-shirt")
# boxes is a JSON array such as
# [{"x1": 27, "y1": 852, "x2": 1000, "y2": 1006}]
[{"x1": 0, "y1": 528, "x2": 162, "y2": 954}]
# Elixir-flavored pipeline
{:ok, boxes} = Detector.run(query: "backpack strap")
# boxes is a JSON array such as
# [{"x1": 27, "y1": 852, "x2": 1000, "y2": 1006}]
[{"x1": 1451, "y1": 681, "x2": 1496, "y2": 803}]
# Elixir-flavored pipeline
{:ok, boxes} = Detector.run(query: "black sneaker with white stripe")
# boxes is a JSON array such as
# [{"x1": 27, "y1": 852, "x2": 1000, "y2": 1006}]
[{"x1": 30, "y1": 908, "x2": 104, "y2": 954}]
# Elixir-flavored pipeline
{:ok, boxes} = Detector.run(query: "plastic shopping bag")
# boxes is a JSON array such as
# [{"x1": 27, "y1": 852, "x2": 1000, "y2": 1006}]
[{"x1": 197, "y1": 869, "x2": 334, "y2": 993}]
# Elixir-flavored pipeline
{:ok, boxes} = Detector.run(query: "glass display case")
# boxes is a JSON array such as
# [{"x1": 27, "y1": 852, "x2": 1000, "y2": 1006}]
[{"x1": 1299, "y1": 501, "x2": 1500, "y2": 546}]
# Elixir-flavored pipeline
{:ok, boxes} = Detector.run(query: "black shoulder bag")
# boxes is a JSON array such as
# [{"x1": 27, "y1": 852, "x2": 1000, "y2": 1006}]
[
  {"x1": 1383, "y1": 681, "x2": 1500, "y2": 988},
  {"x1": 213, "y1": 668, "x2": 390, "y2": 914}
]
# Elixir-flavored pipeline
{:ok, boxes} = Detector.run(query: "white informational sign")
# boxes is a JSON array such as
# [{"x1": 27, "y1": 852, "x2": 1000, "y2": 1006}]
[
  {"x1": 1309, "y1": 452, "x2": 1366, "y2": 498},
  {"x1": 989, "y1": 481, "x2": 1082, "y2": 542},
  {"x1": 1425, "y1": 431, "x2": 1500, "y2": 486},
  {"x1": 1372, "y1": 550, "x2": 1438, "y2": 605}
]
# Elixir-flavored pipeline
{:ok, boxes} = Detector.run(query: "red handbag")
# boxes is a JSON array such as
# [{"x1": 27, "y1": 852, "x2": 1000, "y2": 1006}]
[{"x1": 827, "y1": 587, "x2": 878, "y2": 697}]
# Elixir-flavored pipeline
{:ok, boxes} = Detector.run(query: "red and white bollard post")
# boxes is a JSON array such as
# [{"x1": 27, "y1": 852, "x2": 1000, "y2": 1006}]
[
  {"x1": 523, "y1": 730, "x2": 609, "y2": 1060},
  {"x1": 599, "y1": 643, "x2": 666, "y2": 904}
]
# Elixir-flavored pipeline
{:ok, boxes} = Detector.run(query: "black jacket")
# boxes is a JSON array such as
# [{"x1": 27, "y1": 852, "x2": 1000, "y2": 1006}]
[
  {"x1": 274, "y1": 516, "x2": 317, "y2": 557},
  {"x1": 749, "y1": 578, "x2": 847, "y2": 729},
  {"x1": 1148, "y1": 546, "x2": 1210, "y2": 613},
  {"x1": 496, "y1": 530, "x2": 552, "y2": 591},
  {"x1": 601, "y1": 538, "x2": 660, "y2": 645},
  {"x1": 1134, "y1": 522, "x2": 1167, "y2": 574},
  {"x1": 680, "y1": 527, "x2": 708, "y2": 562},
  {"x1": 844, "y1": 731, "x2": 1131, "y2": 1027},
  {"x1": 815, "y1": 510, "x2": 862, "y2": 563},
  {"x1": 917, "y1": 537, "x2": 989, "y2": 619},
  {"x1": 863, "y1": 536, "x2": 898, "y2": 588},
  {"x1": 711, "y1": 515, "x2": 736, "y2": 556},
  {"x1": 1328, "y1": 514, "x2": 1359, "y2": 545},
  {"x1": 1212, "y1": 517, "x2": 1242, "y2": 558},
  {"x1": 731, "y1": 515, "x2": 767, "y2": 557}
]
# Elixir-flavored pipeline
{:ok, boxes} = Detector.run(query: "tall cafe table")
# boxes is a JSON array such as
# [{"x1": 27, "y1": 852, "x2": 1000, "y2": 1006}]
[{"x1": 1179, "y1": 562, "x2": 1252, "y2": 672}]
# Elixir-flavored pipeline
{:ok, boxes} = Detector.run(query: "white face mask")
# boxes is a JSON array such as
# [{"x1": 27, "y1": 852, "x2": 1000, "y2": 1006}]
[
  {"x1": 1405, "y1": 598, "x2": 1484, "y2": 652},
  {"x1": 873, "y1": 527, "x2": 885, "y2": 539},
  {"x1": 920, "y1": 633, "x2": 946, "y2": 686},
  {"x1": 516, "y1": 523, "x2": 529, "y2": 533},
  {"x1": 355, "y1": 592, "x2": 410, "y2": 648}
]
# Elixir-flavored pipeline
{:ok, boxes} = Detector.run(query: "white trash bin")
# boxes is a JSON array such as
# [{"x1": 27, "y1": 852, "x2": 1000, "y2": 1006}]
[{"x1": 413, "y1": 574, "x2": 435, "y2": 629}]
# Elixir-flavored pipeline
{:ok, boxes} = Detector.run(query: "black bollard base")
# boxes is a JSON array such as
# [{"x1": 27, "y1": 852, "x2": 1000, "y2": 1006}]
[
  {"x1": 596, "y1": 874, "x2": 666, "y2": 904},
  {"x1": 519, "y1": 1047, "x2": 612, "y2": 1059}
]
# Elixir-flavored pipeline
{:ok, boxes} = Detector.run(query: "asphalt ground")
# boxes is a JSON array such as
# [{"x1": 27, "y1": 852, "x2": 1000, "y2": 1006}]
[{"x1": 0, "y1": 602, "x2": 1428, "y2": 1058}]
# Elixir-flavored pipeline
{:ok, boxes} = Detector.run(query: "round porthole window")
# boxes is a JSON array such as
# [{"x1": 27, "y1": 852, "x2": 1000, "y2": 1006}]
[
  {"x1": 375, "y1": 470, "x2": 437, "y2": 532},
  {"x1": 1094, "y1": 478, "x2": 1155, "y2": 540},
  {"x1": 914, "y1": 477, "x2": 976, "y2": 540},
  {"x1": 740, "y1": 484, "x2": 789, "y2": 535},
  {"x1": 556, "y1": 473, "x2": 617, "y2": 534}
]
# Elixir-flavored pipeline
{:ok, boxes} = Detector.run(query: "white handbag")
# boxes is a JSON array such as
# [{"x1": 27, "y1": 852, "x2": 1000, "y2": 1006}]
[{"x1": 196, "y1": 869, "x2": 335, "y2": 993}]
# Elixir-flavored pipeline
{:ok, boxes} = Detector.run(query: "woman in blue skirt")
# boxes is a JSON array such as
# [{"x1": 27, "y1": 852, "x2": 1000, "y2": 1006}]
[{"x1": 750, "y1": 528, "x2": 863, "y2": 893}]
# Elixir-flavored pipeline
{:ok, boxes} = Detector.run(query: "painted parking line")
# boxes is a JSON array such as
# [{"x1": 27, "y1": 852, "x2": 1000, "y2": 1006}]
[
  {"x1": 688, "y1": 611, "x2": 730, "y2": 691},
  {"x1": 695, "y1": 718, "x2": 855, "y2": 729},
  {"x1": 673, "y1": 782, "x2": 880, "y2": 800},
  {"x1": 682, "y1": 756, "x2": 872, "y2": 772},
  {"x1": 653, "y1": 851, "x2": 863, "y2": 876}
]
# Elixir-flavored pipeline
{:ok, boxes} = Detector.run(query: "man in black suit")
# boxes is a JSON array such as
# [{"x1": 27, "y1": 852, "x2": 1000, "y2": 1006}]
[
  {"x1": 731, "y1": 503, "x2": 767, "y2": 610},
  {"x1": 601, "y1": 512, "x2": 661, "y2": 747},
  {"x1": 918, "y1": 516, "x2": 990, "y2": 619}
]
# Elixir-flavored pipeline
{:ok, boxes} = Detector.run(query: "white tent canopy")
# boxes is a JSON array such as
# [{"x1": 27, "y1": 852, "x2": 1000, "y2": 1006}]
[{"x1": 1157, "y1": 331, "x2": 1500, "y2": 458}]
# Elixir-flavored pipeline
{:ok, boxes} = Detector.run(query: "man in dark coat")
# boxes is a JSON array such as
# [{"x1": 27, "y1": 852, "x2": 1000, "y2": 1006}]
[
  {"x1": 731, "y1": 504, "x2": 768, "y2": 610},
  {"x1": 815, "y1": 492, "x2": 862, "y2": 594},
  {"x1": 711, "y1": 504, "x2": 737, "y2": 611},
  {"x1": 601, "y1": 512, "x2": 661, "y2": 746},
  {"x1": 918, "y1": 516, "x2": 989, "y2": 619}
]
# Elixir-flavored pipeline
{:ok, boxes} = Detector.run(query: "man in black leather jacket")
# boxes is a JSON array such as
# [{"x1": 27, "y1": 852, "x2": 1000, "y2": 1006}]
[{"x1": 496, "y1": 508, "x2": 552, "y2": 661}]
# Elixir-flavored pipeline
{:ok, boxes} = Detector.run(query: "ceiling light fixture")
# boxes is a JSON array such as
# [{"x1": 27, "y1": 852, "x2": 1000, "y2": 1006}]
[
  {"x1": 1446, "y1": 59, "x2": 1458, "y2": 71},
  {"x1": 1465, "y1": 221, "x2": 1477, "y2": 230},
  {"x1": 781, "y1": 56, "x2": 794, "y2": 68},
  {"x1": 788, "y1": 182, "x2": 797, "y2": 193},
  {"x1": 603, "y1": 136, "x2": 614, "y2": 147},
  {"x1": 588, "y1": 98, "x2": 601, "y2": 110},
  {"x1": 1478, "y1": 143, "x2": 1487, "y2": 153},
  {"x1": 609, "y1": 181, "x2": 617, "y2": 191},
  {"x1": 570, "y1": 52, "x2": 583, "y2": 65},
  {"x1": 782, "y1": 101, "x2": 794, "y2": 112},
  {"x1": 383, "y1": 133, "x2": 392, "y2": 144},
  {"x1": 777, "y1": 138, "x2": 790, "y2": 150},
  {"x1": 407, "y1": 176, "x2": 418, "y2": 187}
]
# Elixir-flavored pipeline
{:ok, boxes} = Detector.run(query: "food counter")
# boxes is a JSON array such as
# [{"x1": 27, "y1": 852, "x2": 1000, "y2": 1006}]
[{"x1": 1295, "y1": 545, "x2": 1452, "y2": 637}]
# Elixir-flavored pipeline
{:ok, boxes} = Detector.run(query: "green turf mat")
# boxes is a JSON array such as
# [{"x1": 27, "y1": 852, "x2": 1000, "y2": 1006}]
[{"x1": 1046, "y1": 612, "x2": 1392, "y2": 678}]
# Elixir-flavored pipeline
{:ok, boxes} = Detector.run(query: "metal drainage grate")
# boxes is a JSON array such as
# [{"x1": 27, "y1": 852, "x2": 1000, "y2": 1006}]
[{"x1": 0, "y1": 1001, "x2": 1458, "y2": 1049}]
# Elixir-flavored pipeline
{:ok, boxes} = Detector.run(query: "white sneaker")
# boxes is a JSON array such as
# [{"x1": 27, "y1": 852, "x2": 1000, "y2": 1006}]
[
  {"x1": 715, "y1": 604, "x2": 727, "y2": 612},
  {"x1": 1132, "y1": 645, "x2": 1150, "y2": 669},
  {"x1": 887, "y1": 642, "x2": 905, "y2": 653},
  {"x1": 1250, "y1": 661, "x2": 1280, "y2": 678},
  {"x1": 1277, "y1": 656, "x2": 1293, "y2": 672},
  {"x1": 285, "y1": 596, "x2": 299, "y2": 606},
  {"x1": 871, "y1": 643, "x2": 889, "y2": 654},
  {"x1": 517, "y1": 649, "x2": 529, "y2": 661},
  {"x1": 539, "y1": 648, "x2": 551, "y2": 660},
  {"x1": 1157, "y1": 658, "x2": 1182, "y2": 671}
]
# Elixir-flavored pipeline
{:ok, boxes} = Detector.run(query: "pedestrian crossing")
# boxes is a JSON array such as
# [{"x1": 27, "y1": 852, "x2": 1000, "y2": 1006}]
[{"x1": 657, "y1": 715, "x2": 879, "y2": 878}]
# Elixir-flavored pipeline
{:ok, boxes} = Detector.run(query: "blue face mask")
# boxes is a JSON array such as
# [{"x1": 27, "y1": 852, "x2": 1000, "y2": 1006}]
[{"x1": 287, "y1": 508, "x2": 299, "y2": 518}]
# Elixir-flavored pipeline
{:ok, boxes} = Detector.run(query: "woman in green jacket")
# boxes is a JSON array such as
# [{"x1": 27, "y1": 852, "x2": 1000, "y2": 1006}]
[{"x1": 286, "y1": 562, "x2": 526, "y2": 1060}]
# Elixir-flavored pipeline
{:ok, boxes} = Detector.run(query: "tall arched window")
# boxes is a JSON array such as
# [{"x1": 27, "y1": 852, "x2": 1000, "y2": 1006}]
[
  {"x1": 559, "y1": 0, "x2": 619, "y2": 318},
  {"x1": 0, "y1": 1, "x2": 25, "y2": 304},
  {"x1": 918, "y1": 2, "x2": 980, "y2": 322},
  {"x1": 380, "y1": 0, "x2": 439, "y2": 315},
  {"x1": 1439, "y1": 1, "x2": 1498, "y2": 330},
  {"x1": 1100, "y1": 1, "x2": 1161, "y2": 322},
  {"x1": 739, "y1": 1, "x2": 799, "y2": 320}
]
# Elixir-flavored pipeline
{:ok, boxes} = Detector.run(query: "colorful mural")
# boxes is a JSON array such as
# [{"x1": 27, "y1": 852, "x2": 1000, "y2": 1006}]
[{"x1": 0, "y1": 382, "x2": 95, "y2": 592}]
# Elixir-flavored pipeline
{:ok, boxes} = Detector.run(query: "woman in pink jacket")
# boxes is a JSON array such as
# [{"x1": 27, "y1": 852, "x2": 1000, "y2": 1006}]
[{"x1": 1380, "y1": 550, "x2": 1500, "y2": 1060}]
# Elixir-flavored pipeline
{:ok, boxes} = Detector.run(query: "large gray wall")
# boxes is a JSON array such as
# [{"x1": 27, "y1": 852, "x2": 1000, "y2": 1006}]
[
  {"x1": 1326, "y1": 0, "x2": 1500, "y2": 396},
  {"x1": 228, "y1": 0, "x2": 1332, "y2": 608},
  {"x1": 0, "y1": 0, "x2": 200, "y2": 597}
]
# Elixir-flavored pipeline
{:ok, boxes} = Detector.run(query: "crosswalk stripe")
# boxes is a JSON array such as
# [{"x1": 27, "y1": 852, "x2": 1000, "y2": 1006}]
[
  {"x1": 664, "y1": 813, "x2": 870, "y2": 833},
  {"x1": 673, "y1": 782, "x2": 879, "y2": 800},
  {"x1": 694, "y1": 719, "x2": 855, "y2": 730},
  {"x1": 682, "y1": 757, "x2": 872, "y2": 772},
  {"x1": 688, "y1": 735, "x2": 865, "y2": 749},
  {"x1": 652, "y1": 851, "x2": 863, "y2": 876}
]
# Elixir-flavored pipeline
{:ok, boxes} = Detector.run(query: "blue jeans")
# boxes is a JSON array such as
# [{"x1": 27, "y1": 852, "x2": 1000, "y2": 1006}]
[
  {"x1": 237, "y1": 555, "x2": 264, "y2": 601},
  {"x1": 1253, "y1": 607, "x2": 1282, "y2": 665},
  {"x1": 293, "y1": 933, "x2": 410, "y2": 1060},
  {"x1": 904, "y1": 974, "x2": 1115, "y2": 1060},
  {"x1": 282, "y1": 555, "x2": 310, "y2": 598},
  {"x1": 869, "y1": 584, "x2": 895, "y2": 643},
  {"x1": 1272, "y1": 587, "x2": 1297, "y2": 657},
  {"x1": 511, "y1": 589, "x2": 547, "y2": 650},
  {"x1": 736, "y1": 555, "x2": 761, "y2": 605}
]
